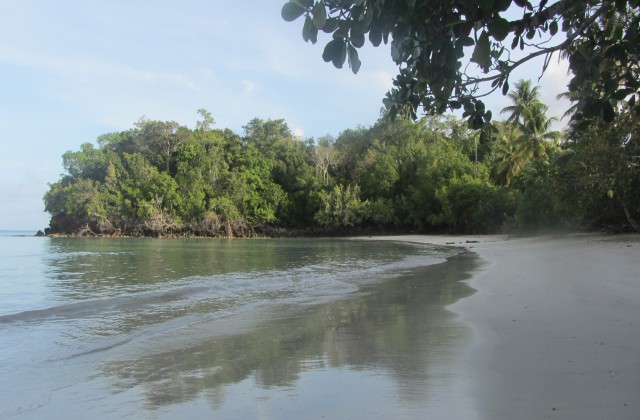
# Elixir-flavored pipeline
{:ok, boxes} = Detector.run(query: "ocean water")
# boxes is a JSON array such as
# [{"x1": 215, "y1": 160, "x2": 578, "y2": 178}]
[{"x1": 0, "y1": 234, "x2": 479, "y2": 419}]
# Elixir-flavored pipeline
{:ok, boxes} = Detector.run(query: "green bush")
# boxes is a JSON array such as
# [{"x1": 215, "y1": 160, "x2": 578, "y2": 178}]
[{"x1": 433, "y1": 175, "x2": 518, "y2": 233}]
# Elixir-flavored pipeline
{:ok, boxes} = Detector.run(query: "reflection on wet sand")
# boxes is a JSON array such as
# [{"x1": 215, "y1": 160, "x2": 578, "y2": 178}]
[{"x1": 101, "y1": 252, "x2": 479, "y2": 414}]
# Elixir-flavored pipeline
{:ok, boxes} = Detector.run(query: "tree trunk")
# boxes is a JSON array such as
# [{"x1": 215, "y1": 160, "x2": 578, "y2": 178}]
[
  {"x1": 620, "y1": 199, "x2": 640, "y2": 232},
  {"x1": 225, "y1": 219, "x2": 233, "y2": 239}
]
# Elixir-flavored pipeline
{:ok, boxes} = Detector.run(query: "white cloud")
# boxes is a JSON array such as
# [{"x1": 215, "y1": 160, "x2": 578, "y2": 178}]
[
  {"x1": 293, "y1": 128, "x2": 304, "y2": 138},
  {"x1": 31, "y1": 52, "x2": 196, "y2": 93},
  {"x1": 365, "y1": 71, "x2": 395, "y2": 92},
  {"x1": 242, "y1": 80, "x2": 256, "y2": 96},
  {"x1": 538, "y1": 53, "x2": 572, "y2": 125}
]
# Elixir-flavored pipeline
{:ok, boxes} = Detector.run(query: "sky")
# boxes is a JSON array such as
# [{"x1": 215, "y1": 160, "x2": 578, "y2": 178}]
[{"x1": 0, "y1": 1, "x2": 572, "y2": 230}]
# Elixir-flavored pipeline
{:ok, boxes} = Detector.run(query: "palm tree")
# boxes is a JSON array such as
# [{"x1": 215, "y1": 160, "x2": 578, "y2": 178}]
[
  {"x1": 500, "y1": 79, "x2": 541, "y2": 125},
  {"x1": 556, "y1": 90, "x2": 579, "y2": 121},
  {"x1": 492, "y1": 124, "x2": 526, "y2": 185},
  {"x1": 515, "y1": 101, "x2": 561, "y2": 161},
  {"x1": 493, "y1": 81, "x2": 561, "y2": 184}
]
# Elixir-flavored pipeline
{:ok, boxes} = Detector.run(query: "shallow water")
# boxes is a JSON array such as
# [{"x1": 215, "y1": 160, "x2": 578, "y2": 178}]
[{"x1": 0, "y1": 235, "x2": 479, "y2": 418}]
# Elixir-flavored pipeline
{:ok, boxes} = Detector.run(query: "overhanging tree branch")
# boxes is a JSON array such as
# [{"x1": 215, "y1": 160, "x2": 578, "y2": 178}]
[{"x1": 283, "y1": 0, "x2": 640, "y2": 128}]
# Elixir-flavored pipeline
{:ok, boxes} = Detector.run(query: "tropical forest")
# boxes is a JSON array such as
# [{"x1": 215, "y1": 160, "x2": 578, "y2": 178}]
[{"x1": 42, "y1": 80, "x2": 640, "y2": 237}]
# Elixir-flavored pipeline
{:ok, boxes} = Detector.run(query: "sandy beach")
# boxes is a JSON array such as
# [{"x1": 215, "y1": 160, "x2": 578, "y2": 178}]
[{"x1": 360, "y1": 233, "x2": 640, "y2": 419}]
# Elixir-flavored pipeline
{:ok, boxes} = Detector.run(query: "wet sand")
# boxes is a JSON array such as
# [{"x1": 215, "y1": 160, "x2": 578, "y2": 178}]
[{"x1": 362, "y1": 233, "x2": 640, "y2": 419}]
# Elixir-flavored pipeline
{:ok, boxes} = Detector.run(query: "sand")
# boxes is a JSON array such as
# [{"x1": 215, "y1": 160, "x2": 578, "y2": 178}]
[{"x1": 359, "y1": 233, "x2": 640, "y2": 419}]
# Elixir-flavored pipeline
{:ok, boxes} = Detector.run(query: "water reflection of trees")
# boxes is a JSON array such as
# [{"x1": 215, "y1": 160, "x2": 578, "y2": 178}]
[
  {"x1": 43, "y1": 238, "x2": 410, "y2": 297},
  {"x1": 101, "y1": 252, "x2": 478, "y2": 411},
  {"x1": 40, "y1": 238, "x2": 426, "y2": 338}
]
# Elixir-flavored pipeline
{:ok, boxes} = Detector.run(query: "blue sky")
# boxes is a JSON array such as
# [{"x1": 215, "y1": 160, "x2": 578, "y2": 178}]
[{"x1": 0, "y1": 1, "x2": 571, "y2": 230}]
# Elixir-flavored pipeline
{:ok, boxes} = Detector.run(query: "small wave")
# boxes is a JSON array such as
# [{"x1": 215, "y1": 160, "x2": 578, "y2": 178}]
[
  {"x1": 1, "y1": 247, "x2": 448, "y2": 327},
  {"x1": 0, "y1": 285, "x2": 209, "y2": 325},
  {"x1": 60, "y1": 336, "x2": 135, "y2": 359}
]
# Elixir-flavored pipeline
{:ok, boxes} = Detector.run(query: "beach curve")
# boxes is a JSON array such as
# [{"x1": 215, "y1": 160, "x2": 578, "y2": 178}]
[{"x1": 356, "y1": 233, "x2": 640, "y2": 419}]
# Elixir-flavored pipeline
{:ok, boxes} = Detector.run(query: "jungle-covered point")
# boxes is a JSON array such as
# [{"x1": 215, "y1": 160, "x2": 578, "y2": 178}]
[{"x1": 43, "y1": 96, "x2": 640, "y2": 237}]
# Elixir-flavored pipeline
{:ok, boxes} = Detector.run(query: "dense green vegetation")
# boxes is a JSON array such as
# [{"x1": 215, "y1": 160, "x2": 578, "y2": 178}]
[{"x1": 44, "y1": 86, "x2": 640, "y2": 237}]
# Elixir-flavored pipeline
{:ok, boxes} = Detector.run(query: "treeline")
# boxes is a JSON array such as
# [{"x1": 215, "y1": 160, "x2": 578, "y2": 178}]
[{"x1": 44, "y1": 86, "x2": 640, "y2": 237}]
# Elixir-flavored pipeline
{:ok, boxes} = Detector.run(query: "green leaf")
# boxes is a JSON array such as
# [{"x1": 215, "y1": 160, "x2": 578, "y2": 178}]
[
  {"x1": 312, "y1": 2, "x2": 326, "y2": 29},
  {"x1": 281, "y1": 2, "x2": 306, "y2": 22},
  {"x1": 605, "y1": 44, "x2": 625, "y2": 59},
  {"x1": 333, "y1": 41, "x2": 347, "y2": 68},
  {"x1": 333, "y1": 23, "x2": 350, "y2": 39},
  {"x1": 502, "y1": 80, "x2": 509, "y2": 95},
  {"x1": 511, "y1": 35, "x2": 519, "y2": 49},
  {"x1": 350, "y1": 31, "x2": 365, "y2": 48},
  {"x1": 461, "y1": 36, "x2": 475, "y2": 47},
  {"x1": 302, "y1": 16, "x2": 312, "y2": 42},
  {"x1": 303, "y1": 15, "x2": 319, "y2": 43},
  {"x1": 470, "y1": 115, "x2": 485, "y2": 129},
  {"x1": 390, "y1": 40, "x2": 402, "y2": 63},
  {"x1": 549, "y1": 20, "x2": 558, "y2": 36},
  {"x1": 471, "y1": 31, "x2": 491, "y2": 72},
  {"x1": 322, "y1": 39, "x2": 341, "y2": 62},
  {"x1": 513, "y1": 0, "x2": 533, "y2": 9},
  {"x1": 463, "y1": 101, "x2": 475, "y2": 114},
  {"x1": 602, "y1": 102, "x2": 615, "y2": 122},
  {"x1": 369, "y1": 27, "x2": 383, "y2": 47},
  {"x1": 584, "y1": 99, "x2": 601, "y2": 117},
  {"x1": 612, "y1": 89, "x2": 631, "y2": 100},
  {"x1": 478, "y1": 0, "x2": 495, "y2": 11},
  {"x1": 348, "y1": 44, "x2": 362, "y2": 74},
  {"x1": 488, "y1": 17, "x2": 511, "y2": 41},
  {"x1": 323, "y1": 39, "x2": 346, "y2": 68},
  {"x1": 494, "y1": 0, "x2": 512, "y2": 11},
  {"x1": 322, "y1": 18, "x2": 339, "y2": 33},
  {"x1": 460, "y1": 21, "x2": 472, "y2": 38}
]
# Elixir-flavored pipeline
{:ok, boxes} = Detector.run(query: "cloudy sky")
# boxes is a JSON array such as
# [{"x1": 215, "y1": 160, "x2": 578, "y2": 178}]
[{"x1": 0, "y1": 1, "x2": 571, "y2": 230}]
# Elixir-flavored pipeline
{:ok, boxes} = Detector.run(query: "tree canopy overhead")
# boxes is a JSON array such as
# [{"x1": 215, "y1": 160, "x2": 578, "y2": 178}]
[{"x1": 282, "y1": 0, "x2": 640, "y2": 128}]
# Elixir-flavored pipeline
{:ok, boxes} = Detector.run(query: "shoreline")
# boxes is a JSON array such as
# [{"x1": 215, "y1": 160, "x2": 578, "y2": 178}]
[{"x1": 357, "y1": 233, "x2": 640, "y2": 419}]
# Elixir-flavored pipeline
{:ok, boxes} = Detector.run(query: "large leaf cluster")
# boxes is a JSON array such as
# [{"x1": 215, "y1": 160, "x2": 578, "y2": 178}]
[
  {"x1": 283, "y1": 0, "x2": 640, "y2": 128},
  {"x1": 565, "y1": 3, "x2": 640, "y2": 122}
]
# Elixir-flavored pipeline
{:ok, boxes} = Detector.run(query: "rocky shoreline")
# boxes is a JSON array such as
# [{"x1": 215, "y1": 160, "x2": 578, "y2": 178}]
[{"x1": 42, "y1": 221, "x2": 423, "y2": 239}]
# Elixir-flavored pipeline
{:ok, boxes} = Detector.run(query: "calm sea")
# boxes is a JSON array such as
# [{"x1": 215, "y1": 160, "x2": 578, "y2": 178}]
[{"x1": 0, "y1": 234, "x2": 479, "y2": 419}]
